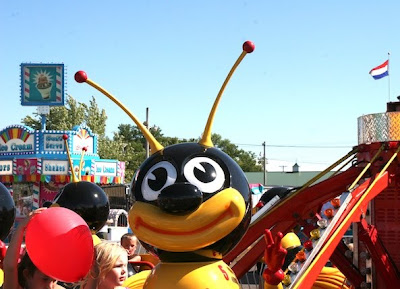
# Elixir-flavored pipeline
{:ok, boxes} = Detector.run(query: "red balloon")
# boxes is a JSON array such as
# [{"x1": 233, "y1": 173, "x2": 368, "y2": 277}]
[{"x1": 25, "y1": 207, "x2": 94, "y2": 282}]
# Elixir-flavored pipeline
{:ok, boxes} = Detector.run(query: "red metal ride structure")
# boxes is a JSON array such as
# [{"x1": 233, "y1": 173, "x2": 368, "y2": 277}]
[{"x1": 224, "y1": 100, "x2": 400, "y2": 289}]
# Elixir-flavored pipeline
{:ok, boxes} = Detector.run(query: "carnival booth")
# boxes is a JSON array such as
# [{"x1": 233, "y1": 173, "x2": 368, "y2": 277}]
[{"x1": 0, "y1": 123, "x2": 125, "y2": 218}]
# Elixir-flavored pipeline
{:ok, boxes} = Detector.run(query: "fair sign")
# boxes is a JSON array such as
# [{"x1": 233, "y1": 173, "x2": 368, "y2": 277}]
[
  {"x1": 72, "y1": 128, "x2": 94, "y2": 154},
  {"x1": 0, "y1": 127, "x2": 35, "y2": 155},
  {"x1": 20, "y1": 63, "x2": 65, "y2": 106},
  {"x1": 95, "y1": 161, "x2": 117, "y2": 177},
  {"x1": 15, "y1": 159, "x2": 38, "y2": 175},
  {"x1": 42, "y1": 160, "x2": 69, "y2": 175},
  {"x1": 0, "y1": 160, "x2": 12, "y2": 175},
  {"x1": 43, "y1": 134, "x2": 65, "y2": 151},
  {"x1": 72, "y1": 159, "x2": 92, "y2": 176}
]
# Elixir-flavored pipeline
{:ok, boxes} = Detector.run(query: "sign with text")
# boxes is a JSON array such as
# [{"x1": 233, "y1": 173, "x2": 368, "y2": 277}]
[
  {"x1": 43, "y1": 133, "x2": 65, "y2": 152},
  {"x1": 42, "y1": 160, "x2": 69, "y2": 175},
  {"x1": 0, "y1": 126, "x2": 35, "y2": 155},
  {"x1": 95, "y1": 161, "x2": 117, "y2": 177},
  {"x1": 0, "y1": 160, "x2": 12, "y2": 175},
  {"x1": 21, "y1": 63, "x2": 65, "y2": 106}
]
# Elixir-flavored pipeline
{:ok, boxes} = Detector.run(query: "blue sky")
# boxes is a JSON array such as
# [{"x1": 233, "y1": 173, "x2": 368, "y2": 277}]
[{"x1": 1, "y1": 1, "x2": 397, "y2": 171}]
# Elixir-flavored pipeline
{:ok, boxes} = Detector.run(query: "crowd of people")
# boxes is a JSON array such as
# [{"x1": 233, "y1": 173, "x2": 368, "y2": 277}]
[
  {"x1": 1, "y1": 209, "x2": 143, "y2": 289},
  {"x1": 0, "y1": 196, "x2": 352, "y2": 289}
]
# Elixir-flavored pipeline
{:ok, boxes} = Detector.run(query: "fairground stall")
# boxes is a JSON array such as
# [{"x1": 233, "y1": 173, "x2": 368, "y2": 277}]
[{"x1": 0, "y1": 123, "x2": 125, "y2": 221}]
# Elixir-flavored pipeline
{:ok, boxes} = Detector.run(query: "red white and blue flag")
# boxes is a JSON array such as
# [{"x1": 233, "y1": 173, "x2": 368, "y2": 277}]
[{"x1": 369, "y1": 60, "x2": 389, "y2": 80}]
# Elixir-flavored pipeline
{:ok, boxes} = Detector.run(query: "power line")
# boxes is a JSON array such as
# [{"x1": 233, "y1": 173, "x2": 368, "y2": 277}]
[
  {"x1": 236, "y1": 143, "x2": 353, "y2": 149},
  {"x1": 266, "y1": 158, "x2": 331, "y2": 165},
  {"x1": 267, "y1": 144, "x2": 352, "y2": 148}
]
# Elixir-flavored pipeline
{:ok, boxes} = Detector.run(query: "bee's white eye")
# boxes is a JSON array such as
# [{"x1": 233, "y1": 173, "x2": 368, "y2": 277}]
[
  {"x1": 183, "y1": 157, "x2": 225, "y2": 193},
  {"x1": 141, "y1": 161, "x2": 177, "y2": 201}
]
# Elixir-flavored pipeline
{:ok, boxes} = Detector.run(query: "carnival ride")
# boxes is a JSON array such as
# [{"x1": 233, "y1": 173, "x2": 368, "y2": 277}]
[{"x1": 224, "y1": 103, "x2": 400, "y2": 288}]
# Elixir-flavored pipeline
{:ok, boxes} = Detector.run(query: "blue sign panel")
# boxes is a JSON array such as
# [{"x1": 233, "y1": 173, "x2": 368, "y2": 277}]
[{"x1": 21, "y1": 63, "x2": 65, "y2": 106}]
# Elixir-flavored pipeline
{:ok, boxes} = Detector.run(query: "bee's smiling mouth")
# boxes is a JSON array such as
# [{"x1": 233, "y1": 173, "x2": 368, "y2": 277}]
[
  {"x1": 135, "y1": 206, "x2": 235, "y2": 235},
  {"x1": 129, "y1": 188, "x2": 246, "y2": 252}
]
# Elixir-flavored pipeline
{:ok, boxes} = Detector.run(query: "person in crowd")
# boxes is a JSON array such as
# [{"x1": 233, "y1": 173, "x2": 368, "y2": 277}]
[
  {"x1": 3, "y1": 208, "x2": 63, "y2": 289},
  {"x1": 16, "y1": 200, "x2": 30, "y2": 218},
  {"x1": 81, "y1": 242, "x2": 127, "y2": 289},
  {"x1": 120, "y1": 234, "x2": 141, "y2": 277}
]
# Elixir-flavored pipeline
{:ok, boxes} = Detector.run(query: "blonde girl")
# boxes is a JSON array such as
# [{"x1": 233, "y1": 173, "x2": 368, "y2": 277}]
[{"x1": 82, "y1": 242, "x2": 128, "y2": 289}]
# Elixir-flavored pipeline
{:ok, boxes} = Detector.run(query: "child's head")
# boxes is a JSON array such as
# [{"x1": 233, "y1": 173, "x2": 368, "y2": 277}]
[
  {"x1": 92, "y1": 242, "x2": 128, "y2": 289},
  {"x1": 18, "y1": 253, "x2": 58, "y2": 289},
  {"x1": 120, "y1": 233, "x2": 138, "y2": 259}
]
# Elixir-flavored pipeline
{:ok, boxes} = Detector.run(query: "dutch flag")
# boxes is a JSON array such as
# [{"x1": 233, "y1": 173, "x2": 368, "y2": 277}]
[{"x1": 369, "y1": 60, "x2": 389, "y2": 80}]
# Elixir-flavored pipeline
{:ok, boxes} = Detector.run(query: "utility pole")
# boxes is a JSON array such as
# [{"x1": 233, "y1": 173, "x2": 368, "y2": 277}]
[
  {"x1": 145, "y1": 107, "x2": 150, "y2": 158},
  {"x1": 262, "y1": 141, "x2": 267, "y2": 186},
  {"x1": 37, "y1": 106, "x2": 50, "y2": 130}
]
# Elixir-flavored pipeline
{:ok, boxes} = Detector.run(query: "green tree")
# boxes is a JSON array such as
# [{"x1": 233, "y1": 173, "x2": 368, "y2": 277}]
[
  {"x1": 22, "y1": 97, "x2": 261, "y2": 181},
  {"x1": 97, "y1": 134, "x2": 143, "y2": 182},
  {"x1": 110, "y1": 124, "x2": 161, "y2": 180},
  {"x1": 111, "y1": 125, "x2": 262, "y2": 180},
  {"x1": 21, "y1": 95, "x2": 107, "y2": 136},
  {"x1": 86, "y1": 97, "x2": 107, "y2": 136},
  {"x1": 211, "y1": 134, "x2": 262, "y2": 172}
]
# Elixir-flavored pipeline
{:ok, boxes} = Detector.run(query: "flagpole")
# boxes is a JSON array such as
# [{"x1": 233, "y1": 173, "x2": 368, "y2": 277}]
[{"x1": 388, "y1": 51, "x2": 391, "y2": 102}]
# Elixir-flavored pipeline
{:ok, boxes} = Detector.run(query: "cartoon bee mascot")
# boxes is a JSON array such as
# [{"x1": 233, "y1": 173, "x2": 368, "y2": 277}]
[{"x1": 75, "y1": 41, "x2": 255, "y2": 289}]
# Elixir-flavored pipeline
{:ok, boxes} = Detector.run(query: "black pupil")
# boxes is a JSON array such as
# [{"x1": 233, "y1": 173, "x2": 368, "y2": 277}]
[
  {"x1": 148, "y1": 167, "x2": 168, "y2": 191},
  {"x1": 194, "y1": 162, "x2": 216, "y2": 183}
]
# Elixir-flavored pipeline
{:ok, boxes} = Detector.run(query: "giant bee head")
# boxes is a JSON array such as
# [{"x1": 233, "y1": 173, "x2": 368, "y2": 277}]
[
  {"x1": 129, "y1": 142, "x2": 251, "y2": 260},
  {"x1": 75, "y1": 40, "x2": 255, "y2": 261}
]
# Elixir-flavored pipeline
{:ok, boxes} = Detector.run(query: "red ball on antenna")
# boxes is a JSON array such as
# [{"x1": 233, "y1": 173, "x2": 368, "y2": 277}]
[
  {"x1": 75, "y1": 71, "x2": 88, "y2": 83},
  {"x1": 243, "y1": 41, "x2": 255, "y2": 53},
  {"x1": 62, "y1": 134, "x2": 69, "y2": 140},
  {"x1": 82, "y1": 146, "x2": 88, "y2": 152}
]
